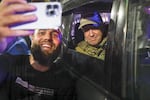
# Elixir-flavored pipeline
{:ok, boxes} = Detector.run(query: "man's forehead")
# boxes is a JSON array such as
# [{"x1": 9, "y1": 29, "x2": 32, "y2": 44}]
[
  {"x1": 34, "y1": 29, "x2": 60, "y2": 34},
  {"x1": 39, "y1": 29, "x2": 58, "y2": 32}
]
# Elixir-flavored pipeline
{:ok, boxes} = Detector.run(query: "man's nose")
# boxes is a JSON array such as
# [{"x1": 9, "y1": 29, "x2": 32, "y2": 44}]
[
  {"x1": 43, "y1": 32, "x2": 52, "y2": 41},
  {"x1": 89, "y1": 29, "x2": 94, "y2": 37}
]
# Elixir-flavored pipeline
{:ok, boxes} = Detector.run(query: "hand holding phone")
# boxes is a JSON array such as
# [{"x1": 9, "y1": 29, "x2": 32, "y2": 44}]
[{"x1": 11, "y1": 2, "x2": 62, "y2": 30}]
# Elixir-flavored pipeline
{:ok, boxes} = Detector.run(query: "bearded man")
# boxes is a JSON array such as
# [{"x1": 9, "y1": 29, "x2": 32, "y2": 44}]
[{"x1": 0, "y1": 29, "x2": 76, "y2": 100}]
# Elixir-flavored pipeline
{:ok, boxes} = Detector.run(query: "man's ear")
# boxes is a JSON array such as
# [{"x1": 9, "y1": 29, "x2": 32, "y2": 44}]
[
  {"x1": 29, "y1": 35, "x2": 33, "y2": 40},
  {"x1": 30, "y1": 29, "x2": 38, "y2": 40},
  {"x1": 29, "y1": 34, "x2": 34, "y2": 48}
]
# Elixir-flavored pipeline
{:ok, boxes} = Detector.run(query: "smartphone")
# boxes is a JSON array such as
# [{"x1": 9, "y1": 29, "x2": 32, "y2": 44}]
[{"x1": 11, "y1": 2, "x2": 62, "y2": 29}]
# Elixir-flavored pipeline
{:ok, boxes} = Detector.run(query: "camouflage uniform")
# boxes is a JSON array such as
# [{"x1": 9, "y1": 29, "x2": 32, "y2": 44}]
[{"x1": 75, "y1": 37, "x2": 107, "y2": 60}]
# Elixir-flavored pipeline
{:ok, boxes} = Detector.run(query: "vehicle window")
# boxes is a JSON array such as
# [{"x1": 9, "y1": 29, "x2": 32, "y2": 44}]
[
  {"x1": 62, "y1": 10, "x2": 111, "y2": 95},
  {"x1": 136, "y1": 3, "x2": 150, "y2": 100},
  {"x1": 61, "y1": 1, "x2": 121, "y2": 100},
  {"x1": 126, "y1": 2, "x2": 150, "y2": 100}
]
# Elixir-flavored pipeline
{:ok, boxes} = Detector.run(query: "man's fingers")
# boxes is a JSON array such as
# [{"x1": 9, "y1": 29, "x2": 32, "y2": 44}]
[
  {"x1": 11, "y1": 30, "x2": 35, "y2": 36},
  {"x1": 3, "y1": 3, "x2": 36, "y2": 14},
  {"x1": 0, "y1": 0, "x2": 36, "y2": 39},
  {"x1": 1, "y1": 0, "x2": 27, "y2": 6},
  {"x1": 0, "y1": 14, "x2": 37, "y2": 26},
  {"x1": 0, "y1": 27, "x2": 34, "y2": 37}
]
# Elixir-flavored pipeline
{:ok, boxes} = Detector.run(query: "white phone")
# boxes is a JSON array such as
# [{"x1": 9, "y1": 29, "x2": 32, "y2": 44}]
[{"x1": 11, "y1": 2, "x2": 62, "y2": 29}]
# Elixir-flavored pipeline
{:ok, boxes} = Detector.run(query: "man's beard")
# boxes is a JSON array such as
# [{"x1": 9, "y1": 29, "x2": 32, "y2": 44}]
[{"x1": 31, "y1": 44, "x2": 61, "y2": 66}]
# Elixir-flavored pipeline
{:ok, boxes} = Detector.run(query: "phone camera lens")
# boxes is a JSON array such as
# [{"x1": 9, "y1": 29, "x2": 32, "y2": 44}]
[
  {"x1": 53, "y1": 5, "x2": 58, "y2": 9},
  {"x1": 46, "y1": 10, "x2": 55, "y2": 16},
  {"x1": 47, "y1": 5, "x2": 52, "y2": 9},
  {"x1": 50, "y1": 10, "x2": 55, "y2": 15},
  {"x1": 46, "y1": 4, "x2": 55, "y2": 16}
]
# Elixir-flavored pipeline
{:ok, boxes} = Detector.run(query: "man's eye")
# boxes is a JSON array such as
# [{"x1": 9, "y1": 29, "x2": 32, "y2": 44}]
[
  {"x1": 51, "y1": 32, "x2": 59, "y2": 38},
  {"x1": 82, "y1": 28, "x2": 90, "y2": 32},
  {"x1": 38, "y1": 31, "x2": 45, "y2": 35},
  {"x1": 51, "y1": 31, "x2": 59, "y2": 38}
]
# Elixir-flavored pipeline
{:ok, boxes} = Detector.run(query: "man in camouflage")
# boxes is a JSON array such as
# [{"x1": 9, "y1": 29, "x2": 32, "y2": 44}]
[{"x1": 75, "y1": 12, "x2": 107, "y2": 61}]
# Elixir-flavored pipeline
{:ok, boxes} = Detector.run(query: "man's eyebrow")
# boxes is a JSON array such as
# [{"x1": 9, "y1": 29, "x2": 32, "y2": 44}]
[
  {"x1": 52, "y1": 30, "x2": 59, "y2": 32},
  {"x1": 50, "y1": 30, "x2": 60, "y2": 34},
  {"x1": 39, "y1": 29, "x2": 46, "y2": 32},
  {"x1": 38, "y1": 29, "x2": 60, "y2": 34}
]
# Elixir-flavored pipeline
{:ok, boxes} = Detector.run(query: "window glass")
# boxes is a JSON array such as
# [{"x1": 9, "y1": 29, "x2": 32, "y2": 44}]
[{"x1": 131, "y1": 2, "x2": 150, "y2": 100}]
